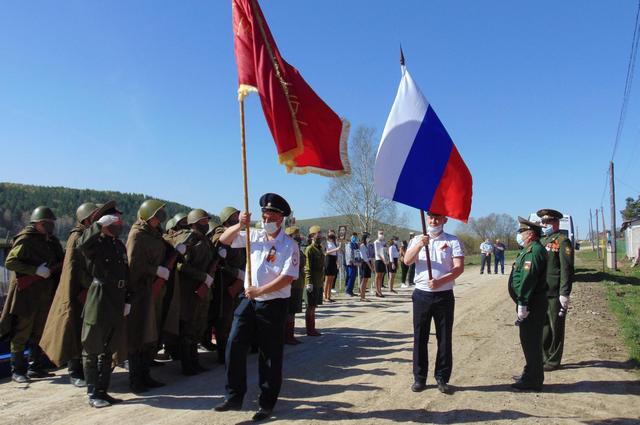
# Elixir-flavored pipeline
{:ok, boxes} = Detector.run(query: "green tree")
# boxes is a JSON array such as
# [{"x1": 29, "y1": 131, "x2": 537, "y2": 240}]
[{"x1": 621, "y1": 196, "x2": 640, "y2": 220}]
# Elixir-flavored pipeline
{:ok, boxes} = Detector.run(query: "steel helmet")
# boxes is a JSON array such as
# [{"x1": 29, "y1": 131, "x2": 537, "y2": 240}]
[
  {"x1": 138, "y1": 199, "x2": 166, "y2": 221},
  {"x1": 30, "y1": 206, "x2": 56, "y2": 222},
  {"x1": 187, "y1": 208, "x2": 210, "y2": 225},
  {"x1": 76, "y1": 202, "x2": 98, "y2": 223}
]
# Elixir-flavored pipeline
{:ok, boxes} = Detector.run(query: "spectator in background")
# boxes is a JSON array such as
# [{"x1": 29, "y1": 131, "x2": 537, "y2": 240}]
[
  {"x1": 344, "y1": 232, "x2": 360, "y2": 297},
  {"x1": 407, "y1": 232, "x2": 416, "y2": 286},
  {"x1": 359, "y1": 234, "x2": 374, "y2": 301},
  {"x1": 480, "y1": 238, "x2": 493, "y2": 274},
  {"x1": 373, "y1": 230, "x2": 386, "y2": 297},
  {"x1": 323, "y1": 233, "x2": 341, "y2": 302},
  {"x1": 494, "y1": 239, "x2": 506, "y2": 275},
  {"x1": 400, "y1": 240, "x2": 409, "y2": 288},
  {"x1": 388, "y1": 237, "x2": 399, "y2": 293}
]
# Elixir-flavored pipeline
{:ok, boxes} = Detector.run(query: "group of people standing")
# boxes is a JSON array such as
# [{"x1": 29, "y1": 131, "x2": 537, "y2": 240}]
[{"x1": 479, "y1": 237, "x2": 506, "y2": 274}]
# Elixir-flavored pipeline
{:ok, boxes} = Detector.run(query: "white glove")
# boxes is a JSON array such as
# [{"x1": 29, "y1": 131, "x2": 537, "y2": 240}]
[
  {"x1": 123, "y1": 303, "x2": 131, "y2": 316},
  {"x1": 156, "y1": 266, "x2": 170, "y2": 280},
  {"x1": 236, "y1": 269, "x2": 245, "y2": 281},
  {"x1": 559, "y1": 295, "x2": 570, "y2": 309},
  {"x1": 176, "y1": 243, "x2": 186, "y2": 255},
  {"x1": 517, "y1": 305, "x2": 529, "y2": 321},
  {"x1": 204, "y1": 274, "x2": 214, "y2": 287},
  {"x1": 218, "y1": 247, "x2": 227, "y2": 258},
  {"x1": 36, "y1": 263, "x2": 51, "y2": 278},
  {"x1": 97, "y1": 214, "x2": 120, "y2": 227}
]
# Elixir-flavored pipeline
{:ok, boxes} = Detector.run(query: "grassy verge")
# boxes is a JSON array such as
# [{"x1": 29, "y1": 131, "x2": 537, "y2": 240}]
[{"x1": 576, "y1": 248, "x2": 640, "y2": 366}]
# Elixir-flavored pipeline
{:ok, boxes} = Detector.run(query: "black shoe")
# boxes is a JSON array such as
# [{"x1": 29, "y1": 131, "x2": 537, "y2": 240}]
[
  {"x1": 129, "y1": 382, "x2": 149, "y2": 394},
  {"x1": 214, "y1": 400, "x2": 242, "y2": 412},
  {"x1": 200, "y1": 341, "x2": 217, "y2": 352},
  {"x1": 144, "y1": 376, "x2": 166, "y2": 388},
  {"x1": 252, "y1": 407, "x2": 273, "y2": 422},
  {"x1": 70, "y1": 376, "x2": 86, "y2": 387},
  {"x1": 101, "y1": 392, "x2": 123, "y2": 404},
  {"x1": 511, "y1": 379, "x2": 542, "y2": 392},
  {"x1": 27, "y1": 369, "x2": 54, "y2": 379},
  {"x1": 436, "y1": 380, "x2": 452, "y2": 394},
  {"x1": 88, "y1": 397, "x2": 111, "y2": 408},
  {"x1": 150, "y1": 359, "x2": 165, "y2": 367},
  {"x1": 411, "y1": 381, "x2": 427, "y2": 392},
  {"x1": 12, "y1": 373, "x2": 29, "y2": 384}
]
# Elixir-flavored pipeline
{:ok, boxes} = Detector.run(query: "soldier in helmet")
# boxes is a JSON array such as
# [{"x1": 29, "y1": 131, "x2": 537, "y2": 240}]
[
  {"x1": 171, "y1": 208, "x2": 216, "y2": 375},
  {"x1": 304, "y1": 225, "x2": 325, "y2": 337},
  {"x1": 40, "y1": 202, "x2": 99, "y2": 387},
  {"x1": 0, "y1": 206, "x2": 65, "y2": 383},
  {"x1": 284, "y1": 226, "x2": 305, "y2": 345},
  {"x1": 537, "y1": 209, "x2": 574, "y2": 371},
  {"x1": 76, "y1": 201, "x2": 130, "y2": 407},
  {"x1": 125, "y1": 199, "x2": 184, "y2": 392},
  {"x1": 208, "y1": 207, "x2": 246, "y2": 362}
]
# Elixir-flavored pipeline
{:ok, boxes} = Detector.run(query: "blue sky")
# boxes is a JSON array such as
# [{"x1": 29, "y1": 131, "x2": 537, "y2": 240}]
[{"x1": 1, "y1": 1, "x2": 639, "y2": 237}]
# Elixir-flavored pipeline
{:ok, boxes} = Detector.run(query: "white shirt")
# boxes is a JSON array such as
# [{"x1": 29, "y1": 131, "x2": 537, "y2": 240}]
[
  {"x1": 359, "y1": 243, "x2": 370, "y2": 263},
  {"x1": 389, "y1": 244, "x2": 399, "y2": 260},
  {"x1": 374, "y1": 239, "x2": 386, "y2": 261},
  {"x1": 326, "y1": 240, "x2": 338, "y2": 256},
  {"x1": 408, "y1": 232, "x2": 464, "y2": 293},
  {"x1": 231, "y1": 227, "x2": 299, "y2": 301}
]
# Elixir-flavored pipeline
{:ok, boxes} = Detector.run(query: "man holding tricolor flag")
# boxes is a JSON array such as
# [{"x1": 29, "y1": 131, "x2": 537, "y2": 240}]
[
  {"x1": 374, "y1": 50, "x2": 472, "y2": 395},
  {"x1": 217, "y1": 0, "x2": 350, "y2": 421}
]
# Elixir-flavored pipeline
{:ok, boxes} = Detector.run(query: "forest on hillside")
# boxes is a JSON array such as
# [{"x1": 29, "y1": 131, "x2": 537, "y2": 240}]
[{"x1": 0, "y1": 182, "x2": 210, "y2": 241}]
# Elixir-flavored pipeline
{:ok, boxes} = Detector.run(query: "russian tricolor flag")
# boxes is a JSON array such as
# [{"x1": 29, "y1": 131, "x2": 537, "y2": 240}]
[{"x1": 374, "y1": 65, "x2": 472, "y2": 222}]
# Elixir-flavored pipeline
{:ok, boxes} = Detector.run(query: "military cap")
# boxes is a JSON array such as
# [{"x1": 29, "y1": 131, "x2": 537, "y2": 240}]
[
  {"x1": 219, "y1": 206, "x2": 240, "y2": 224},
  {"x1": 285, "y1": 226, "x2": 299, "y2": 236},
  {"x1": 30, "y1": 206, "x2": 56, "y2": 222},
  {"x1": 518, "y1": 216, "x2": 543, "y2": 235},
  {"x1": 309, "y1": 225, "x2": 321, "y2": 235},
  {"x1": 259, "y1": 193, "x2": 291, "y2": 217},
  {"x1": 537, "y1": 209, "x2": 563, "y2": 222}
]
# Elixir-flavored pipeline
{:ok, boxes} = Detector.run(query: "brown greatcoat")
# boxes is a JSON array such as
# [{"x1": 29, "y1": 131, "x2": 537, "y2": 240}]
[
  {"x1": 125, "y1": 220, "x2": 171, "y2": 350},
  {"x1": 40, "y1": 223, "x2": 91, "y2": 366}
]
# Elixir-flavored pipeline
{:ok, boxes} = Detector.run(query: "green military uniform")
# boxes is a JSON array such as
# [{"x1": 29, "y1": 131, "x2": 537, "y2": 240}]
[
  {"x1": 508, "y1": 217, "x2": 548, "y2": 390},
  {"x1": 210, "y1": 217, "x2": 245, "y2": 363},
  {"x1": 538, "y1": 209, "x2": 574, "y2": 370},
  {"x1": 77, "y1": 220, "x2": 129, "y2": 406},
  {"x1": 284, "y1": 226, "x2": 305, "y2": 345},
  {"x1": 304, "y1": 242, "x2": 325, "y2": 307},
  {"x1": 0, "y1": 210, "x2": 64, "y2": 381},
  {"x1": 170, "y1": 209, "x2": 216, "y2": 375}
]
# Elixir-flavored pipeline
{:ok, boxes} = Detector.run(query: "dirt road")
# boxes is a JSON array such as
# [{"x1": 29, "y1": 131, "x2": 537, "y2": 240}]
[{"x1": 1, "y1": 265, "x2": 639, "y2": 424}]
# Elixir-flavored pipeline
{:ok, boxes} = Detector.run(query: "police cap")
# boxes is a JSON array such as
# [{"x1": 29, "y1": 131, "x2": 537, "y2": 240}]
[{"x1": 259, "y1": 193, "x2": 291, "y2": 217}]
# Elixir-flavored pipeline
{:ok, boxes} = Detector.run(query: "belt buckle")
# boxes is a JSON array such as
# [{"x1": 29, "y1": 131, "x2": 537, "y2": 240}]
[{"x1": 117, "y1": 280, "x2": 126, "y2": 289}]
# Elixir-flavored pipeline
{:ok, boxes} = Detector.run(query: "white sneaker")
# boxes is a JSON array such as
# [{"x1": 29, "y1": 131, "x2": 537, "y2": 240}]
[
  {"x1": 401, "y1": 283, "x2": 408, "y2": 288},
  {"x1": 331, "y1": 289, "x2": 337, "y2": 294}
]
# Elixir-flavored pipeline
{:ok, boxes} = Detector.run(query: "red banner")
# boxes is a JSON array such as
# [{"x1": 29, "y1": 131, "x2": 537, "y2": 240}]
[{"x1": 232, "y1": 0, "x2": 350, "y2": 176}]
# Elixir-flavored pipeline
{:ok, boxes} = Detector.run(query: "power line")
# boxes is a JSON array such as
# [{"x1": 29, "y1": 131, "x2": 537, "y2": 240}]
[{"x1": 610, "y1": 0, "x2": 640, "y2": 161}]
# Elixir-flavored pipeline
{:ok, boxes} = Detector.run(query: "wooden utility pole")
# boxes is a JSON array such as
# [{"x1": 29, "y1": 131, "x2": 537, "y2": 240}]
[
  {"x1": 601, "y1": 206, "x2": 607, "y2": 272},
  {"x1": 595, "y1": 208, "x2": 601, "y2": 259},
  {"x1": 609, "y1": 161, "x2": 618, "y2": 270}
]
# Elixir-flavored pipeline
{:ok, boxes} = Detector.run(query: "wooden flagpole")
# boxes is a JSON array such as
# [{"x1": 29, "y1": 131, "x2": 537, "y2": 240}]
[
  {"x1": 239, "y1": 98, "x2": 253, "y2": 287},
  {"x1": 420, "y1": 210, "x2": 433, "y2": 280}
]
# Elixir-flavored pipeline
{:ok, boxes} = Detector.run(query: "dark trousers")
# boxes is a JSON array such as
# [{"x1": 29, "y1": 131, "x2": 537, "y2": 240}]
[
  {"x1": 542, "y1": 296, "x2": 565, "y2": 368},
  {"x1": 345, "y1": 265, "x2": 357, "y2": 294},
  {"x1": 225, "y1": 296, "x2": 288, "y2": 409},
  {"x1": 400, "y1": 262, "x2": 409, "y2": 283},
  {"x1": 480, "y1": 254, "x2": 492, "y2": 273},
  {"x1": 408, "y1": 264, "x2": 416, "y2": 285},
  {"x1": 494, "y1": 255, "x2": 505, "y2": 274},
  {"x1": 519, "y1": 295, "x2": 548, "y2": 386},
  {"x1": 412, "y1": 289, "x2": 455, "y2": 384}
]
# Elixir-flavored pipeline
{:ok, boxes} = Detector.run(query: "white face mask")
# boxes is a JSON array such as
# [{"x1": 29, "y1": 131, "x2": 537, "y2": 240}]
[
  {"x1": 428, "y1": 225, "x2": 443, "y2": 237},
  {"x1": 516, "y1": 232, "x2": 525, "y2": 247},
  {"x1": 542, "y1": 225, "x2": 553, "y2": 237},
  {"x1": 263, "y1": 220, "x2": 280, "y2": 234}
]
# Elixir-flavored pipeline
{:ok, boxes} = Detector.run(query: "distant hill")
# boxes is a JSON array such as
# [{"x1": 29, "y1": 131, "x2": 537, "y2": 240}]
[
  {"x1": 0, "y1": 182, "x2": 212, "y2": 241},
  {"x1": 294, "y1": 215, "x2": 419, "y2": 241}
]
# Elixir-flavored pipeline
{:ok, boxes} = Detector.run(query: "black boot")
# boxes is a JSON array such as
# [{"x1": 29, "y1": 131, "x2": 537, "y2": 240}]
[
  {"x1": 192, "y1": 344, "x2": 208, "y2": 372},
  {"x1": 97, "y1": 353, "x2": 122, "y2": 404},
  {"x1": 128, "y1": 352, "x2": 148, "y2": 393},
  {"x1": 27, "y1": 344, "x2": 54, "y2": 378},
  {"x1": 143, "y1": 348, "x2": 165, "y2": 388},
  {"x1": 180, "y1": 341, "x2": 197, "y2": 376},
  {"x1": 11, "y1": 352, "x2": 29, "y2": 383},
  {"x1": 84, "y1": 354, "x2": 110, "y2": 408},
  {"x1": 68, "y1": 357, "x2": 86, "y2": 387}
]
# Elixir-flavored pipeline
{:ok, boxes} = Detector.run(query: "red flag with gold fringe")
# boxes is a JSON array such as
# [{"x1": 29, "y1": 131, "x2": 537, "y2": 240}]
[{"x1": 232, "y1": 0, "x2": 350, "y2": 176}]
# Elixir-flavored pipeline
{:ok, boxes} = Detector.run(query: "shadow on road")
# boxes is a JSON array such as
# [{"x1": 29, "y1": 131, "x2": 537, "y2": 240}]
[
  {"x1": 574, "y1": 269, "x2": 640, "y2": 286},
  {"x1": 457, "y1": 380, "x2": 640, "y2": 396}
]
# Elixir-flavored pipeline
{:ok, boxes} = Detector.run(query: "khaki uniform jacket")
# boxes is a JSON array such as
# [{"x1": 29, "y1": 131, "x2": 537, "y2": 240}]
[
  {"x1": 125, "y1": 220, "x2": 167, "y2": 350},
  {"x1": 172, "y1": 230, "x2": 214, "y2": 322},
  {"x1": 77, "y1": 223, "x2": 129, "y2": 355},
  {"x1": 540, "y1": 232, "x2": 574, "y2": 297},
  {"x1": 40, "y1": 224, "x2": 92, "y2": 366},
  {"x1": 509, "y1": 241, "x2": 548, "y2": 307},
  {"x1": 304, "y1": 243, "x2": 325, "y2": 289},
  {"x1": 0, "y1": 226, "x2": 64, "y2": 339}
]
